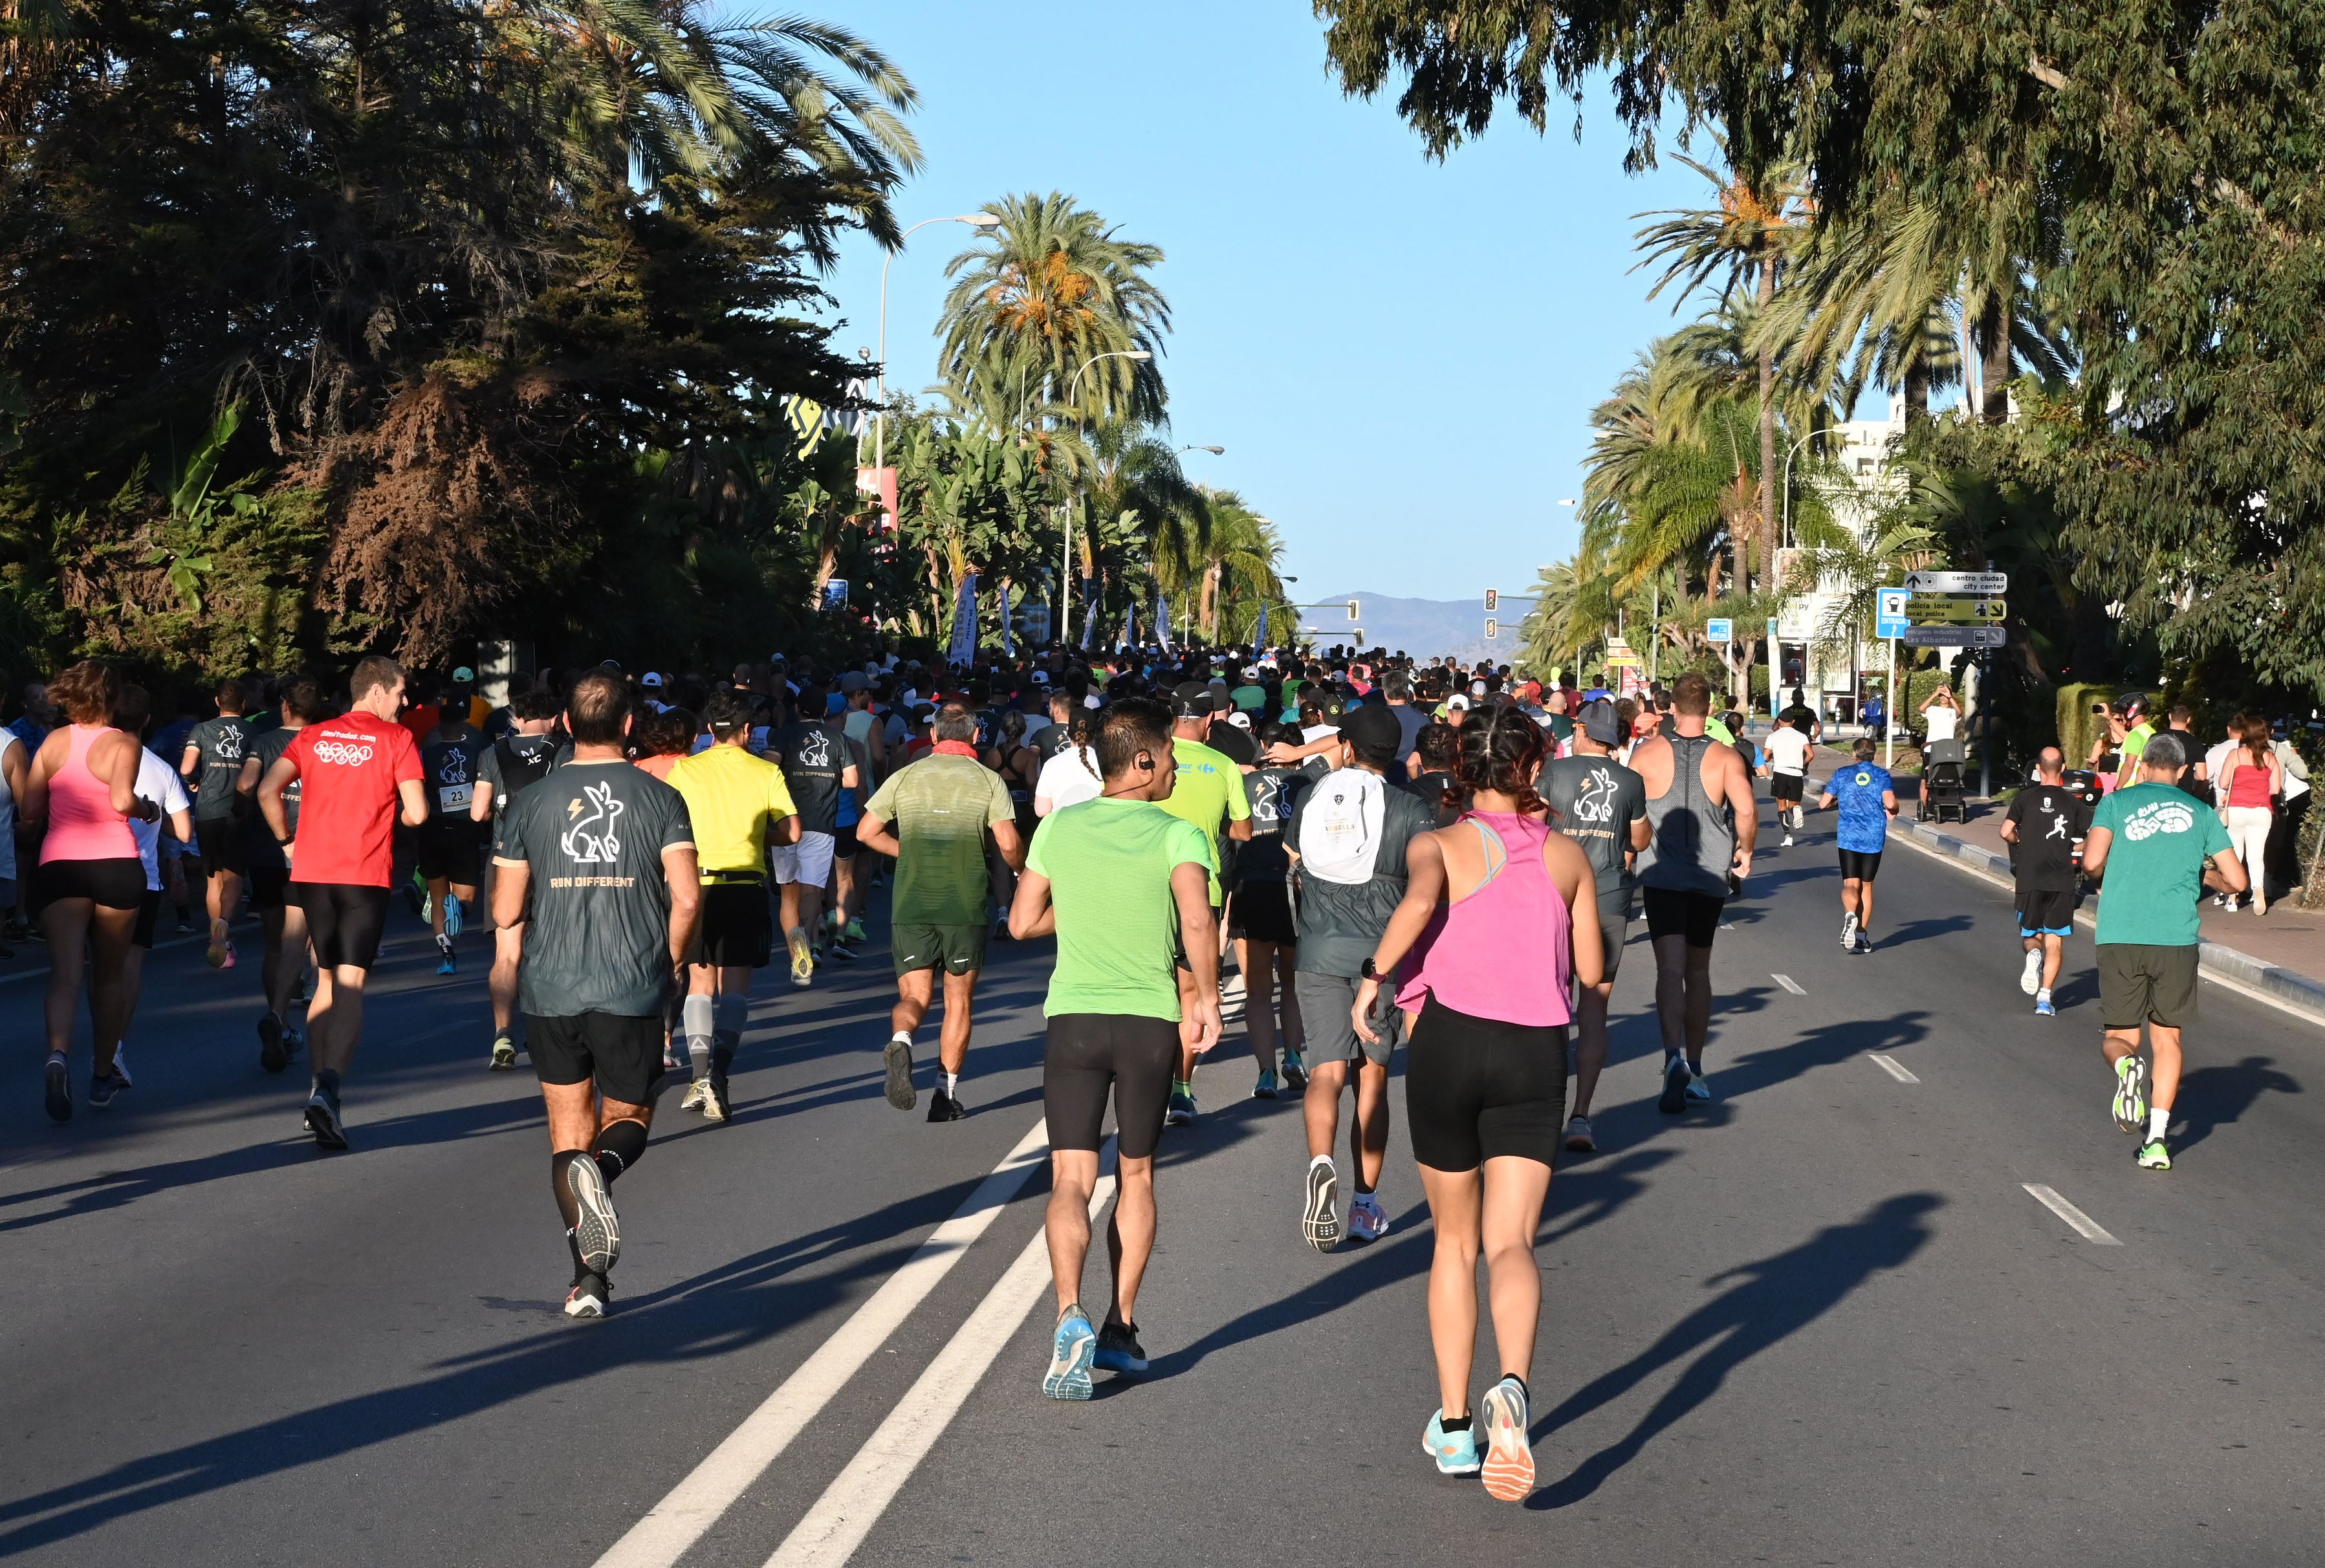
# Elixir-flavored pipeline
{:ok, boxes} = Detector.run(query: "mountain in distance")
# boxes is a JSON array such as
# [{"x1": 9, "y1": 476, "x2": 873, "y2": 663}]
[{"x1": 1302, "y1": 590, "x2": 1502, "y2": 663}]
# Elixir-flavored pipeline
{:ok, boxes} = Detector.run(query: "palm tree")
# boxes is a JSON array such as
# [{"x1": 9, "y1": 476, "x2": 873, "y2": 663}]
[
  {"x1": 1067, "y1": 420, "x2": 1205, "y2": 622},
  {"x1": 1168, "y1": 489, "x2": 1281, "y2": 641},
  {"x1": 937, "y1": 193, "x2": 1169, "y2": 432}
]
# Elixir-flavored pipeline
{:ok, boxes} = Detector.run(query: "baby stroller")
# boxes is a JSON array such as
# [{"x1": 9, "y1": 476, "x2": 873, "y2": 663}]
[{"x1": 1920, "y1": 738, "x2": 1969, "y2": 823}]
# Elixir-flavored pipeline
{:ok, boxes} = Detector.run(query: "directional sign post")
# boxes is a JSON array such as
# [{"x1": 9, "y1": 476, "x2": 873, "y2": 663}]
[
  {"x1": 1876, "y1": 589, "x2": 1909, "y2": 767},
  {"x1": 1707, "y1": 617, "x2": 1732, "y2": 644},
  {"x1": 1905, "y1": 571, "x2": 2007, "y2": 594}
]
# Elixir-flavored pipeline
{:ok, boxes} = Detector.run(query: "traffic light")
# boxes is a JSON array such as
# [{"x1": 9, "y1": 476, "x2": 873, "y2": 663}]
[
  {"x1": 1346, "y1": 599, "x2": 1360, "y2": 620},
  {"x1": 1484, "y1": 589, "x2": 1498, "y2": 612},
  {"x1": 1485, "y1": 618, "x2": 1498, "y2": 640}
]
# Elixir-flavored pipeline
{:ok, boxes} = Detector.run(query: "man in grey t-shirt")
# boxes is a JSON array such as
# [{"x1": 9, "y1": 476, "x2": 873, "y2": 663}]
[
  {"x1": 492, "y1": 670, "x2": 699, "y2": 1320},
  {"x1": 1539, "y1": 699, "x2": 1650, "y2": 1151}
]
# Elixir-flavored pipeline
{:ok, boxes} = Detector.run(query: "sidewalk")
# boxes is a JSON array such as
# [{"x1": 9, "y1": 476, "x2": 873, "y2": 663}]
[{"x1": 1791, "y1": 743, "x2": 2325, "y2": 1025}]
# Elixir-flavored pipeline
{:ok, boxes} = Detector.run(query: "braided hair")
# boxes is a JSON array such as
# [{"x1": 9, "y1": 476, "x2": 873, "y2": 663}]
[{"x1": 1449, "y1": 701, "x2": 1547, "y2": 818}]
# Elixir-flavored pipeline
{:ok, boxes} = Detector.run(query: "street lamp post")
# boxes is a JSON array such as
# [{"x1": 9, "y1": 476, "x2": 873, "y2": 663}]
[
  {"x1": 1056, "y1": 349, "x2": 1153, "y2": 648},
  {"x1": 874, "y1": 213, "x2": 1001, "y2": 474}
]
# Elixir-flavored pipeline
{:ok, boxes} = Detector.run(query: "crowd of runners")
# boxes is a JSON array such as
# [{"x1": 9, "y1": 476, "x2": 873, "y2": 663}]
[{"x1": 2, "y1": 637, "x2": 2266, "y2": 1499}]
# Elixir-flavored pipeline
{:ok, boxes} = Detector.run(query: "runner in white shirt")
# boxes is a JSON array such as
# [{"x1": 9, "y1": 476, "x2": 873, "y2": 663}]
[
  {"x1": 1760, "y1": 715, "x2": 1813, "y2": 845},
  {"x1": 116, "y1": 684, "x2": 193, "y2": 1082},
  {"x1": 1034, "y1": 740, "x2": 1106, "y2": 816}
]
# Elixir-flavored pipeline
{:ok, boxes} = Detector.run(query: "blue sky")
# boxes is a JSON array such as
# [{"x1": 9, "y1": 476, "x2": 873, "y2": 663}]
[{"x1": 793, "y1": 1, "x2": 1725, "y2": 602}]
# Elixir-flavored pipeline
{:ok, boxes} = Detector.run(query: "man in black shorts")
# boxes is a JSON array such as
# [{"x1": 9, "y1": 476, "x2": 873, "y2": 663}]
[
  {"x1": 1538, "y1": 699, "x2": 1648, "y2": 1151},
  {"x1": 1009, "y1": 699, "x2": 1221, "y2": 1396},
  {"x1": 181, "y1": 676, "x2": 254, "y2": 969},
  {"x1": 258, "y1": 656, "x2": 428, "y2": 1149},
  {"x1": 2000, "y1": 747, "x2": 2092, "y2": 1017},
  {"x1": 492, "y1": 670, "x2": 700, "y2": 1317},
  {"x1": 238, "y1": 676, "x2": 326, "y2": 1071},
  {"x1": 472, "y1": 688, "x2": 562, "y2": 1069},
  {"x1": 417, "y1": 702, "x2": 489, "y2": 974},
  {"x1": 1630, "y1": 673, "x2": 1756, "y2": 1113}
]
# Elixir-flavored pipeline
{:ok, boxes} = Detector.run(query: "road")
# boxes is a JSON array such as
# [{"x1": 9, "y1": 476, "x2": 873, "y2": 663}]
[{"x1": 6, "y1": 787, "x2": 2324, "y2": 1566}]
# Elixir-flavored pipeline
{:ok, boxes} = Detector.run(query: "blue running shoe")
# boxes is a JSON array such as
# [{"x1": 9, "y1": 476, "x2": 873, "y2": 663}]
[
  {"x1": 1043, "y1": 1308, "x2": 1097, "y2": 1400},
  {"x1": 2035, "y1": 990, "x2": 2055, "y2": 1017},
  {"x1": 443, "y1": 893, "x2": 463, "y2": 940},
  {"x1": 1093, "y1": 1321, "x2": 1148, "y2": 1375},
  {"x1": 1423, "y1": 1410, "x2": 1482, "y2": 1476}
]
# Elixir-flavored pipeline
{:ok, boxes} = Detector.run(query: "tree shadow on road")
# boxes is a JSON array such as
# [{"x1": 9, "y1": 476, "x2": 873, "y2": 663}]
[
  {"x1": 1528, "y1": 1191, "x2": 1943, "y2": 1508},
  {"x1": 2171, "y1": 1054, "x2": 2301, "y2": 1153}
]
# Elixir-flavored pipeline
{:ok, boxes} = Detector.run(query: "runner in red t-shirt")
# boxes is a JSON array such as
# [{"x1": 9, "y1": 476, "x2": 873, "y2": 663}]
[{"x1": 258, "y1": 655, "x2": 427, "y2": 1149}]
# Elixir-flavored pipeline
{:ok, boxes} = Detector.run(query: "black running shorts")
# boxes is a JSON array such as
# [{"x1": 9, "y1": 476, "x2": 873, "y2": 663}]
[
  {"x1": 292, "y1": 881, "x2": 391, "y2": 970},
  {"x1": 688, "y1": 879, "x2": 774, "y2": 968},
  {"x1": 1837, "y1": 847, "x2": 1883, "y2": 881},
  {"x1": 1404, "y1": 996, "x2": 1568, "y2": 1172},
  {"x1": 2097, "y1": 942, "x2": 2199, "y2": 1031},
  {"x1": 248, "y1": 864, "x2": 292, "y2": 911},
  {"x1": 413, "y1": 825, "x2": 481, "y2": 887},
  {"x1": 131, "y1": 887, "x2": 160, "y2": 950},
  {"x1": 1642, "y1": 886, "x2": 1723, "y2": 950},
  {"x1": 197, "y1": 818, "x2": 250, "y2": 879},
  {"x1": 528, "y1": 1011, "x2": 662, "y2": 1107},
  {"x1": 2016, "y1": 887, "x2": 2078, "y2": 937},
  {"x1": 1044, "y1": 1013, "x2": 1180, "y2": 1160},
  {"x1": 36, "y1": 856, "x2": 145, "y2": 911},
  {"x1": 1226, "y1": 880, "x2": 1296, "y2": 944},
  {"x1": 1771, "y1": 773, "x2": 1806, "y2": 803}
]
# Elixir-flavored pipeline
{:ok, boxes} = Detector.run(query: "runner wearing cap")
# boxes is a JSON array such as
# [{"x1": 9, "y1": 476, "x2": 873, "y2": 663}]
[{"x1": 1538, "y1": 699, "x2": 1648, "y2": 1151}]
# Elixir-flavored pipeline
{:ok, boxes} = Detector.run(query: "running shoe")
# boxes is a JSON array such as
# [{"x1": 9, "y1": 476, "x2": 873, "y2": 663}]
[
  {"x1": 490, "y1": 1033, "x2": 518, "y2": 1071},
  {"x1": 844, "y1": 918, "x2": 868, "y2": 943},
  {"x1": 1093, "y1": 1321, "x2": 1149, "y2": 1376},
  {"x1": 565, "y1": 1271, "x2": 610, "y2": 1320},
  {"x1": 1043, "y1": 1308, "x2": 1097, "y2": 1400},
  {"x1": 2020, "y1": 948, "x2": 2044, "y2": 996},
  {"x1": 435, "y1": 937, "x2": 457, "y2": 976},
  {"x1": 1348, "y1": 1191, "x2": 1388, "y2": 1243},
  {"x1": 2135, "y1": 1137, "x2": 2172, "y2": 1171},
  {"x1": 443, "y1": 894, "x2": 463, "y2": 939},
  {"x1": 220, "y1": 940, "x2": 236, "y2": 969},
  {"x1": 788, "y1": 931, "x2": 814, "y2": 988},
  {"x1": 1781, "y1": 832, "x2": 1795, "y2": 847},
  {"x1": 420, "y1": 889, "x2": 433, "y2": 923},
  {"x1": 404, "y1": 874, "x2": 426, "y2": 917},
  {"x1": 259, "y1": 1012, "x2": 288, "y2": 1074},
  {"x1": 1840, "y1": 911, "x2": 1859, "y2": 951},
  {"x1": 566, "y1": 1155, "x2": 621, "y2": 1274},
  {"x1": 1166, "y1": 1083, "x2": 1197, "y2": 1126},
  {"x1": 824, "y1": 941, "x2": 857, "y2": 963},
  {"x1": 305, "y1": 1083, "x2": 349, "y2": 1150},
  {"x1": 1302, "y1": 1155, "x2": 1340, "y2": 1252},
  {"x1": 1564, "y1": 1114, "x2": 1596, "y2": 1153},
  {"x1": 43, "y1": 1052, "x2": 70, "y2": 1124},
  {"x1": 1478, "y1": 1376, "x2": 1535, "y2": 1502},
  {"x1": 1657, "y1": 1053, "x2": 1690, "y2": 1114},
  {"x1": 1685, "y1": 1066, "x2": 1714, "y2": 1104},
  {"x1": 883, "y1": 1034, "x2": 916, "y2": 1111},
  {"x1": 281, "y1": 1027, "x2": 305, "y2": 1062},
  {"x1": 1280, "y1": 1049, "x2": 1309, "y2": 1092},
  {"x1": 1253, "y1": 1067, "x2": 1278, "y2": 1100},
  {"x1": 2112, "y1": 1054, "x2": 2148, "y2": 1135},
  {"x1": 1855, "y1": 931, "x2": 1874, "y2": 954},
  {"x1": 111, "y1": 1045, "x2": 132, "y2": 1087},
  {"x1": 206, "y1": 919, "x2": 229, "y2": 968},
  {"x1": 700, "y1": 1074, "x2": 731, "y2": 1124},
  {"x1": 679, "y1": 1078, "x2": 707, "y2": 1113},
  {"x1": 926, "y1": 1089, "x2": 966, "y2": 1123},
  {"x1": 88, "y1": 1068, "x2": 126, "y2": 1109},
  {"x1": 2034, "y1": 990, "x2": 2055, "y2": 1018},
  {"x1": 1423, "y1": 1410, "x2": 1483, "y2": 1477}
]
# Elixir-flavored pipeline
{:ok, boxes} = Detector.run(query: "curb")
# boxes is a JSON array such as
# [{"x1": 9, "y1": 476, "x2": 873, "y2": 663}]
[{"x1": 1889, "y1": 812, "x2": 2325, "y2": 1027}]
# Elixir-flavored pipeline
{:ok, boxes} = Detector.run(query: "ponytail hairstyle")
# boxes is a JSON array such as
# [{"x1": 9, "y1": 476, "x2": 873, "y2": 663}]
[{"x1": 1451, "y1": 701, "x2": 1547, "y2": 817}]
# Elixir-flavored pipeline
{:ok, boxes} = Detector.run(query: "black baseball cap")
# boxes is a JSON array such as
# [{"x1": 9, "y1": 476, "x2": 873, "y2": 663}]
[
  {"x1": 1337, "y1": 702, "x2": 1403, "y2": 763},
  {"x1": 1579, "y1": 698, "x2": 1624, "y2": 746},
  {"x1": 1170, "y1": 680, "x2": 1214, "y2": 717}
]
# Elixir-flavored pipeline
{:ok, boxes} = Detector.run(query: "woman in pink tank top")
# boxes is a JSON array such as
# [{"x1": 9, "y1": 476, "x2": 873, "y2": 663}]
[
  {"x1": 20, "y1": 661, "x2": 157, "y2": 1121},
  {"x1": 1350, "y1": 704, "x2": 1604, "y2": 1502}
]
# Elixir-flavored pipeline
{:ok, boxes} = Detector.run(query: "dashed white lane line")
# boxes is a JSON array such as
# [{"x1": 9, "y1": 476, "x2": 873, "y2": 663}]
[
  {"x1": 1868, "y1": 1053, "x2": 1919, "y2": 1083},
  {"x1": 2023, "y1": 1183, "x2": 2124, "y2": 1245},
  {"x1": 1772, "y1": 973, "x2": 1807, "y2": 995},
  {"x1": 768, "y1": 1143, "x2": 1120, "y2": 1567},
  {"x1": 593, "y1": 1118, "x2": 1053, "y2": 1568}
]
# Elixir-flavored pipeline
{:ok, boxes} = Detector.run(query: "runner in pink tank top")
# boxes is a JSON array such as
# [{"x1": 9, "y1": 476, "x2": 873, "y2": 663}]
[
  {"x1": 1347, "y1": 704, "x2": 1604, "y2": 1504},
  {"x1": 42, "y1": 723, "x2": 138, "y2": 863}
]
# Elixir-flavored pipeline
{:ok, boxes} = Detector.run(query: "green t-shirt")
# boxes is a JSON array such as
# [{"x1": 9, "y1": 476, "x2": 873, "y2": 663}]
[
  {"x1": 865, "y1": 754, "x2": 1014, "y2": 926},
  {"x1": 1230, "y1": 683, "x2": 1267, "y2": 712},
  {"x1": 2090, "y1": 781, "x2": 2231, "y2": 946},
  {"x1": 1028, "y1": 798, "x2": 1213, "y2": 1021},
  {"x1": 1153, "y1": 737, "x2": 1250, "y2": 906}
]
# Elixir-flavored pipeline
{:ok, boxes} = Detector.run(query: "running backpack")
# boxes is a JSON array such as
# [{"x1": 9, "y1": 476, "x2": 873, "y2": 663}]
[
  {"x1": 493, "y1": 737, "x2": 556, "y2": 799},
  {"x1": 1293, "y1": 768, "x2": 1386, "y2": 885}
]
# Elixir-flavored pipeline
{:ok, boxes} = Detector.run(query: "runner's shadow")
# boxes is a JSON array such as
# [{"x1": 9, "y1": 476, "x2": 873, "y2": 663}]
[
  {"x1": 1542, "y1": 1148, "x2": 1678, "y2": 1244},
  {"x1": 1881, "y1": 915, "x2": 1975, "y2": 947},
  {"x1": 2172, "y1": 1055, "x2": 2301, "y2": 1154},
  {"x1": 1529, "y1": 1192, "x2": 1941, "y2": 1508}
]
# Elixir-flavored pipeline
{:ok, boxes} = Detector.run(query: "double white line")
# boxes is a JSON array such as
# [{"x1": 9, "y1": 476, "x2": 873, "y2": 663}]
[{"x1": 595, "y1": 1119, "x2": 1116, "y2": 1568}]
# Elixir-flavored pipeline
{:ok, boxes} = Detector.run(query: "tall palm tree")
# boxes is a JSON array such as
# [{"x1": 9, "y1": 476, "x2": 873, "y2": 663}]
[
  {"x1": 1068, "y1": 420, "x2": 1205, "y2": 627},
  {"x1": 937, "y1": 192, "x2": 1169, "y2": 433},
  {"x1": 1170, "y1": 488, "x2": 1280, "y2": 641}
]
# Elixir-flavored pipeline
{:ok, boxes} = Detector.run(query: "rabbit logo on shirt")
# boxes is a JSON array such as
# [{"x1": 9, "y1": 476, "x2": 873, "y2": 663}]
[{"x1": 562, "y1": 782, "x2": 625, "y2": 864}]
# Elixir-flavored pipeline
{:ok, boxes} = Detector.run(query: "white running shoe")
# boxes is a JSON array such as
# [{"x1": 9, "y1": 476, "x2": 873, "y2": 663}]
[
  {"x1": 1841, "y1": 911, "x2": 1860, "y2": 950},
  {"x1": 1781, "y1": 832, "x2": 1795, "y2": 847},
  {"x1": 1347, "y1": 1192, "x2": 1388, "y2": 1243},
  {"x1": 679, "y1": 1080, "x2": 708, "y2": 1113},
  {"x1": 1302, "y1": 1155, "x2": 1340, "y2": 1252},
  {"x1": 2020, "y1": 948, "x2": 2044, "y2": 995}
]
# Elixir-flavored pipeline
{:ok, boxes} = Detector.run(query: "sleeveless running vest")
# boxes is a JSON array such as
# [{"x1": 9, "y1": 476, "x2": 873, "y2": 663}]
[{"x1": 1637, "y1": 733, "x2": 1734, "y2": 896}]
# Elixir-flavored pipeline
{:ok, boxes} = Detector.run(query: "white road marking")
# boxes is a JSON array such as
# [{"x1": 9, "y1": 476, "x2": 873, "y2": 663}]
[
  {"x1": 592, "y1": 1119, "x2": 1054, "y2": 1568},
  {"x1": 1868, "y1": 1053, "x2": 1919, "y2": 1083},
  {"x1": 1772, "y1": 973, "x2": 1806, "y2": 995},
  {"x1": 768, "y1": 1144, "x2": 1120, "y2": 1567},
  {"x1": 2022, "y1": 1183, "x2": 2123, "y2": 1245}
]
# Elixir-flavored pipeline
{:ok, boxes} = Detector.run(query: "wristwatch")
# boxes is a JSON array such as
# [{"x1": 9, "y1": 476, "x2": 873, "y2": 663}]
[{"x1": 1359, "y1": 956, "x2": 1381, "y2": 980}]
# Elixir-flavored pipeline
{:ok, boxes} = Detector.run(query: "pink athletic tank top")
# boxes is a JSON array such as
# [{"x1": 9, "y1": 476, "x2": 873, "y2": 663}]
[
  {"x1": 1415, "y1": 811, "x2": 1573, "y2": 1027},
  {"x1": 41, "y1": 724, "x2": 137, "y2": 863},
  {"x1": 2227, "y1": 755, "x2": 2275, "y2": 809}
]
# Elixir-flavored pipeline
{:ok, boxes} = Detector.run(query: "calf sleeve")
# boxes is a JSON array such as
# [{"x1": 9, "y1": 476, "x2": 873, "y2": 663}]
[{"x1": 593, "y1": 1118, "x2": 649, "y2": 1183}]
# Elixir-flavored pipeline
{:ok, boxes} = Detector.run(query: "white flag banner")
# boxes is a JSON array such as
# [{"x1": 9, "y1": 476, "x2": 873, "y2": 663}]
[
  {"x1": 947, "y1": 572, "x2": 978, "y2": 667},
  {"x1": 1155, "y1": 589, "x2": 1173, "y2": 655},
  {"x1": 998, "y1": 582, "x2": 1014, "y2": 657}
]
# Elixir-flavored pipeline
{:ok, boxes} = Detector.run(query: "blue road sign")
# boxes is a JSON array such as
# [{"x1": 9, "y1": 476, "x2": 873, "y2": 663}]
[
  {"x1": 1876, "y1": 587, "x2": 1910, "y2": 639},
  {"x1": 1707, "y1": 618, "x2": 1732, "y2": 643}
]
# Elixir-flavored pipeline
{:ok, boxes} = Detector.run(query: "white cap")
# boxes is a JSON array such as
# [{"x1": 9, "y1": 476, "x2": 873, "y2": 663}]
[{"x1": 1446, "y1": 694, "x2": 1472, "y2": 712}]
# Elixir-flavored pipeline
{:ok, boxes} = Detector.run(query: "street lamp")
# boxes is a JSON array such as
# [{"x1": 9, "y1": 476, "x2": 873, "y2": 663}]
[
  {"x1": 874, "y1": 213, "x2": 1001, "y2": 473},
  {"x1": 1179, "y1": 444, "x2": 1225, "y2": 456},
  {"x1": 1058, "y1": 349, "x2": 1153, "y2": 647}
]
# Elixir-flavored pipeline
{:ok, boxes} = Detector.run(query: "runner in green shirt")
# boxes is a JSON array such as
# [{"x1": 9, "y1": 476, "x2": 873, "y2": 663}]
[
  {"x1": 858, "y1": 702, "x2": 1021, "y2": 1122},
  {"x1": 2081, "y1": 732, "x2": 2247, "y2": 1173},
  {"x1": 1009, "y1": 696, "x2": 1220, "y2": 1397},
  {"x1": 1153, "y1": 682, "x2": 1252, "y2": 1124}
]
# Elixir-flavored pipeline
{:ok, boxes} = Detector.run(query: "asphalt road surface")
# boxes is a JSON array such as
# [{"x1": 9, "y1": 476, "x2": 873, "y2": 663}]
[{"x1": 6, "y1": 789, "x2": 2324, "y2": 1567}]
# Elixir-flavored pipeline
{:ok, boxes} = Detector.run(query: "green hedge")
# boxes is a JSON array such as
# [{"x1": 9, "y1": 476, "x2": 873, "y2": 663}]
[{"x1": 2057, "y1": 682, "x2": 2119, "y2": 769}]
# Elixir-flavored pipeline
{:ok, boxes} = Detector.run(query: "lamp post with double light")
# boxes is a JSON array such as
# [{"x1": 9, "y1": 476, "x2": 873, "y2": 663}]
[
  {"x1": 1054, "y1": 349, "x2": 1153, "y2": 647},
  {"x1": 873, "y1": 213, "x2": 1001, "y2": 474}
]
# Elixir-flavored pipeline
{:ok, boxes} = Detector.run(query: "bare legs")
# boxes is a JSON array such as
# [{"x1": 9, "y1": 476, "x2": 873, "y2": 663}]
[
  {"x1": 1416, "y1": 1157, "x2": 1552, "y2": 1419},
  {"x1": 1304, "y1": 1056, "x2": 1392, "y2": 1193},
  {"x1": 893, "y1": 967, "x2": 980, "y2": 1075},
  {"x1": 41, "y1": 897, "x2": 137, "y2": 1073}
]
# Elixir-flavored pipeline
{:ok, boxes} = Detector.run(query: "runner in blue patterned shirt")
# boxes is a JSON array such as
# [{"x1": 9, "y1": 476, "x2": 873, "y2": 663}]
[{"x1": 1817, "y1": 739, "x2": 1897, "y2": 954}]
